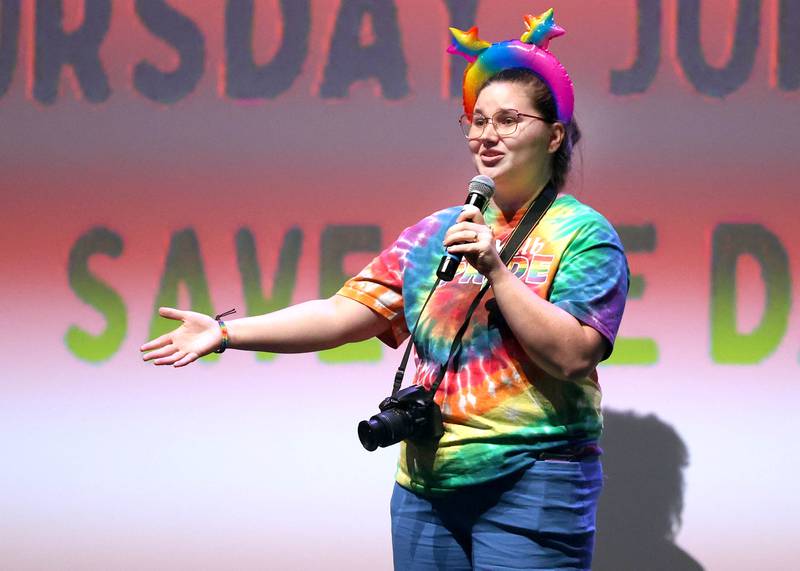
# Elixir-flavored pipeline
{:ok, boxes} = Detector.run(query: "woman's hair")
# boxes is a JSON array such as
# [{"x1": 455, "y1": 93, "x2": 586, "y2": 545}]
[{"x1": 478, "y1": 68, "x2": 581, "y2": 192}]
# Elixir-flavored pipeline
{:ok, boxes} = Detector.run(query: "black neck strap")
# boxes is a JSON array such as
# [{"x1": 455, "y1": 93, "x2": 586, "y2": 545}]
[{"x1": 390, "y1": 184, "x2": 558, "y2": 399}]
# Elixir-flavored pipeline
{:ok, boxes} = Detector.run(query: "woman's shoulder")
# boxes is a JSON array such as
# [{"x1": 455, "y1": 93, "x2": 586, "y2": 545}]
[
  {"x1": 549, "y1": 193, "x2": 610, "y2": 222},
  {"x1": 399, "y1": 205, "x2": 463, "y2": 239},
  {"x1": 380, "y1": 206, "x2": 462, "y2": 261},
  {"x1": 547, "y1": 193, "x2": 622, "y2": 243}
]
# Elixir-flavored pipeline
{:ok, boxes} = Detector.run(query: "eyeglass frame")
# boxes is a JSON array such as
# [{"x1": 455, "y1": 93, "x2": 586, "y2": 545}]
[{"x1": 458, "y1": 109, "x2": 551, "y2": 139}]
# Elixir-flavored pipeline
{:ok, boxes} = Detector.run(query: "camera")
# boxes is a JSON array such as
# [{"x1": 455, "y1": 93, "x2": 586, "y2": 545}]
[{"x1": 358, "y1": 385, "x2": 444, "y2": 451}]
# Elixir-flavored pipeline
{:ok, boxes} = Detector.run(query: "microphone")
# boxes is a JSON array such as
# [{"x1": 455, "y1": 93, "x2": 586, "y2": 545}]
[{"x1": 436, "y1": 175, "x2": 495, "y2": 281}]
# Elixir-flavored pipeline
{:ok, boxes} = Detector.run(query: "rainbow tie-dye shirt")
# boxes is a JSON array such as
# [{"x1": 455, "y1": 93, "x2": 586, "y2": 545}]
[{"x1": 337, "y1": 194, "x2": 629, "y2": 495}]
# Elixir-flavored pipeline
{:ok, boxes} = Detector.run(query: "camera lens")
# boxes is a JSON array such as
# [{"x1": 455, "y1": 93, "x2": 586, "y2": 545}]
[
  {"x1": 358, "y1": 419, "x2": 381, "y2": 451},
  {"x1": 358, "y1": 408, "x2": 412, "y2": 451}
]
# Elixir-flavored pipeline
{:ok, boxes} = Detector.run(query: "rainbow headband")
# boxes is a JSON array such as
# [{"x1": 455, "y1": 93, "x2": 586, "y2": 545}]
[{"x1": 448, "y1": 8, "x2": 574, "y2": 124}]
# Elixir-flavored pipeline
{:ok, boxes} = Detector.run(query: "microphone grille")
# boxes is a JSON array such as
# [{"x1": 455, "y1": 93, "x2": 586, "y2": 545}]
[{"x1": 469, "y1": 175, "x2": 495, "y2": 200}]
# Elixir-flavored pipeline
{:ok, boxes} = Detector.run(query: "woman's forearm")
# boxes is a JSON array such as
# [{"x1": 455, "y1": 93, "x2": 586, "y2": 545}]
[
  {"x1": 486, "y1": 266, "x2": 605, "y2": 381},
  {"x1": 226, "y1": 295, "x2": 388, "y2": 353}
]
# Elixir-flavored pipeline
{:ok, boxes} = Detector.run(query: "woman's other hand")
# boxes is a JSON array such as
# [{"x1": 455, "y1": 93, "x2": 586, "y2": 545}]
[
  {"x1": 140, "y1": 307, "x2": 222, "y2": 367},
  {"x1": 442, "y1": 205, "x2": 503, "y2": 279}
]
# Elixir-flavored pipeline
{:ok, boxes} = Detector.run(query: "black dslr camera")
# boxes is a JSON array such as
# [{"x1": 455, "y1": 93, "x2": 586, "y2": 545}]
[{"x1": 358, "y1": 385, "x2": 444, "y2": 451}]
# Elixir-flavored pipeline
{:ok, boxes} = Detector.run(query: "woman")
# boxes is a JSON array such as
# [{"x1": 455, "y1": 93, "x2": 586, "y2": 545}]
[{"x1": 141, "y1": 10, "x2": 628, "y2": 570}]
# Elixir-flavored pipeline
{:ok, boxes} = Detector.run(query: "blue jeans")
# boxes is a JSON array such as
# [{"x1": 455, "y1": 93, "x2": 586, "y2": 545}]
[{"x1": 390, "y1": 457, "x2": 602, "y2": 570}]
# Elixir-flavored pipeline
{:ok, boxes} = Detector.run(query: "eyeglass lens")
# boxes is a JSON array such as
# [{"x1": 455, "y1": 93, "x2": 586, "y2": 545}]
[{"x1": 460, "y1": 110, "x2": 523, "y2": 138}]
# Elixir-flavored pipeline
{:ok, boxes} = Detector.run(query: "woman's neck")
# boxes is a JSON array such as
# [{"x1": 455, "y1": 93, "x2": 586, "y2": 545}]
[{"x1": 492, "y1": 172, "x2": 552, "y2": 222}]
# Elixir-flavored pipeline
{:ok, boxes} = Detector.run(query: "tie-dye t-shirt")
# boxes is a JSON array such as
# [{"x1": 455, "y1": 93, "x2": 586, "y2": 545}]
[{"x1": 337, "y1": 193, "x2": 629, "y2": 495}]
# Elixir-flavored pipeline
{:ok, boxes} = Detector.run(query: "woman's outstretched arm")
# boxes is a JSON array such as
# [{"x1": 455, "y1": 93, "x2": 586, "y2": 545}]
[{"x1": 140, "y1": 295, "x2": 389, "y2": 367}]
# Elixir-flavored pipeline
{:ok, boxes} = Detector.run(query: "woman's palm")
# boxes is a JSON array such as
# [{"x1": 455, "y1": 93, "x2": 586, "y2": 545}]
[{"x1": 140, "y1": 307, "x2": 221, "y2": 367}]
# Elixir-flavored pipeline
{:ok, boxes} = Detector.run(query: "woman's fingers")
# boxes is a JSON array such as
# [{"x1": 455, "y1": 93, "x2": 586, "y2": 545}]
[
  {"x1": 445, "y1": 229, "x2": 486, "y2": 246},
  {"x1": 153, "y1": 350, "x2": 186, "y2": 366},
  {"x1": 446, "y1": 221, "x2": 483, "y2": 234},
  {"x1": 158, "y1": 306, "x2": 185, "y2": 320},
  {"x1": 446, "y1": 241, "x2": 484, "y2": 254},
  {"x1": 140, "y1": 332, "x2": 172, "y2": 352},
  {"x1": 444, "y1": 223, "x2": 492, "y2": 247},
  {"x1": 173, "y1": 352, "x2": 199, "y2": 368},
  {"x1": 457, "y1": 205, "x2": 486, "y2": 225},
  {"x1": 140, "y1": 308, "x2": 186, "y2": 351},
  {"x1": 142, "y1": 344, "x2": 177, "y2": 362},
  {"x1": 444, "y1": 221, "x2": 482, "y2": 240}
]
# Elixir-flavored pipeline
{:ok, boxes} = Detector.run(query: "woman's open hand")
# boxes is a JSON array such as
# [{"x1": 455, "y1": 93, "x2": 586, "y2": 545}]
[
  {"x1": 140, "y1": 307, "x2": 222, "y2": 367},
  {"x1": 443, "y1": 205, "x2": 504, "y2": 279}
]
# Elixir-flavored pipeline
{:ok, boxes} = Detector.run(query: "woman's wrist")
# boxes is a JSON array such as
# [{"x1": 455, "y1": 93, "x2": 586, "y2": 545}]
[{"x1": 486, "y1": 262, "x2": 512, "y2": 286}]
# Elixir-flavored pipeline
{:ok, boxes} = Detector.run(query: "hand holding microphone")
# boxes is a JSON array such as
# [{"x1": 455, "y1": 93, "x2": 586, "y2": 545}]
[{"x1": 437, "y1": 175, "x2": 496, "y2": 281}]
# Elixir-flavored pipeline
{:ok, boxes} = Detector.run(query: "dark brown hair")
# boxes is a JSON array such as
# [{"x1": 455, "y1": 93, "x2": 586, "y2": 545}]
[{"x1": 478, "y1": 68, "x2": 581, "y2": 192}]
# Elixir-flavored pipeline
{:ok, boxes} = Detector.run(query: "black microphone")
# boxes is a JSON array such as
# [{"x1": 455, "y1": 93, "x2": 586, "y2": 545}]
[{"x1": 436, "y1": 175, "x2": 495, "y2": 281}]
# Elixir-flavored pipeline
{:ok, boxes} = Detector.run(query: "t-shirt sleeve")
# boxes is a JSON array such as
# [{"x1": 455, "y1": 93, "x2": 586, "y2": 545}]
[
  {"x1": 335, "y1": 233, "x2": 411, "y2": 349},
  {"x1": 549, "y1": 218, "x2": 630, "y2": 359}
]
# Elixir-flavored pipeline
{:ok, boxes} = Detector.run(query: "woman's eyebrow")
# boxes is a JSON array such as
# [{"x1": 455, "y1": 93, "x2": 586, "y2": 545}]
[{"x1": 474, "y1": 107, "x2": 519, "y2": 114}]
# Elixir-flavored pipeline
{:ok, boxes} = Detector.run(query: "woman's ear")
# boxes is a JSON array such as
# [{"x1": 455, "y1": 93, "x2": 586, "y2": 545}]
[{"x1": 548, "y1": 122, "x2": 566, "y2": 153}]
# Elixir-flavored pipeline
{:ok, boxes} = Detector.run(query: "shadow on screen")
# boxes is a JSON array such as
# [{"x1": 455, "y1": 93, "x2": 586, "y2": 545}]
[{"x1": 593, "y1": 409, "x2": 704, "y2": 571}]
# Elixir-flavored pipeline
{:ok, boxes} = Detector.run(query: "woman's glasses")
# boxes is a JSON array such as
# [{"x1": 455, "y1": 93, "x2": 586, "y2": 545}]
[{"x1": 459, "y1": 109, "x2": 549, "y2": 139}]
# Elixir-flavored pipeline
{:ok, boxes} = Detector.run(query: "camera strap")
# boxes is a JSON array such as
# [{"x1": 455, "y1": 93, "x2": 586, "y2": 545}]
[{"x1": 390, "y1": 183, "x2": 558, "y2": 400}]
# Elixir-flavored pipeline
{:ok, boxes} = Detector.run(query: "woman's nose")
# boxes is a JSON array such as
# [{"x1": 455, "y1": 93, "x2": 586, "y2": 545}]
[
  {"x1": 480, "y1": 123, "x2": 500, "y2": 145},
  {"x1": 480, "y1": 121, "x2": 500, "y2": 143}
]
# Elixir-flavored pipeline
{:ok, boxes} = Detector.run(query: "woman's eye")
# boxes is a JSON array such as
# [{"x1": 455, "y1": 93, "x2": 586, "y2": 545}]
[{"x1": 473, "y1": 117, "x2": 487, "y2": 127}]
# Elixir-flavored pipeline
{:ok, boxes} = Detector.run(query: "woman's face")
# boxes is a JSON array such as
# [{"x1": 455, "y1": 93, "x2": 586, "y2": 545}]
[{"x1": 468, "y1": 81, "x2": 564, "y2": 197}]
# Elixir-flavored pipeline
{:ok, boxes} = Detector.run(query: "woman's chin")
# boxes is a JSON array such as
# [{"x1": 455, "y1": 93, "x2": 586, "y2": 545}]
[
  {"x1": 477, "y1": 165, "x2": 508, "y2": 183},
  {"x1": 478, "y1": 166, "x2": 507, "y2": 184}
]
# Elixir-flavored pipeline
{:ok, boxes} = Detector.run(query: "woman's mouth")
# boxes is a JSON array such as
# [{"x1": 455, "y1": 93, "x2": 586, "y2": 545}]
[{"x1": 479, "y1": 152, "x2": 504, "y2": 166}]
